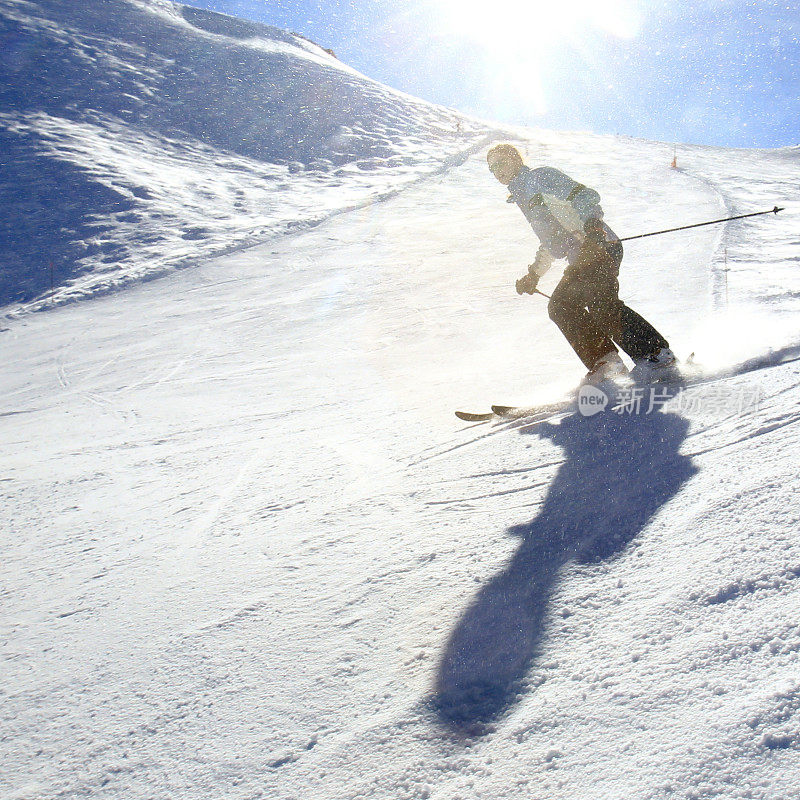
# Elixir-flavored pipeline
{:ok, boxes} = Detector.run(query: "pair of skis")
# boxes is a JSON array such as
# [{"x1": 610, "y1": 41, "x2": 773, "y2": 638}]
[
  {"x1": 456, "y1": 399, "x2": 572, "y2": 423},
  {"x1": 455, "y1": 356, "x2": 698, "y2": 423},
  {"x1": 455, "y1": 407, "x2": 510, "y2": 422}
]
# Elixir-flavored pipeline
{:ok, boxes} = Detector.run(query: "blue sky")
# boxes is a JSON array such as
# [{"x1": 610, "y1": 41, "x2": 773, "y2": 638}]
[{"x1": 184, "y1": 0, "x2": 799, "y2": 148}]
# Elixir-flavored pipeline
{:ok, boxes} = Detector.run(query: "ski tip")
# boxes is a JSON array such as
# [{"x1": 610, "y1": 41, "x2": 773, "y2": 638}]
[
  {"x1": 455, "y1": 410, "x2": 494, "y2": 422},
  {"x1": 490, "y1": 405, "x2": 515, "y2": 415}
]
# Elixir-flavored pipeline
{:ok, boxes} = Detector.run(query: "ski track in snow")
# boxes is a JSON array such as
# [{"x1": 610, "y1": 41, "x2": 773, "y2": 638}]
[{"x1": 3, "y1": 3, "x2": 800, "y2": 800}]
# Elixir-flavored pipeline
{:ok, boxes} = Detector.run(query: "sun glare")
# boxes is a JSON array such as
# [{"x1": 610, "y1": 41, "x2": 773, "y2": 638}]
[
  {"x1": 438, "y1": 0, "x2": 640, "y2": 52},
  {"x1": 434, "y1": 0, "x2": 640, "y2": 116}
]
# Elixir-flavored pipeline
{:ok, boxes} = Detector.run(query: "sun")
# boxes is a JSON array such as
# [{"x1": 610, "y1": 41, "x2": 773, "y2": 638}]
[{"x1": 433, "y1": 0, "x2": 640, "y2": 115}]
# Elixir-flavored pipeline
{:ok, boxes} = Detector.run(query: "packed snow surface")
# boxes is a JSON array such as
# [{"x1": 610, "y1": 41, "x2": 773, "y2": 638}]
[{"x1": 2, "y1": 2, "x2": 800, "y2": 799}]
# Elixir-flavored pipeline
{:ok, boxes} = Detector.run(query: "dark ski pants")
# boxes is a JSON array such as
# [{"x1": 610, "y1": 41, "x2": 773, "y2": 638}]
[{"x1": 548, "y1": 237, "x2": 669, "y2": 370}]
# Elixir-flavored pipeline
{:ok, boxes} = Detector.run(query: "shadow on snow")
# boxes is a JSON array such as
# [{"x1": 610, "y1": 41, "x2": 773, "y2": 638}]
[{"x1": 433, "y1": 402, "x2": 698, "y2": 732}]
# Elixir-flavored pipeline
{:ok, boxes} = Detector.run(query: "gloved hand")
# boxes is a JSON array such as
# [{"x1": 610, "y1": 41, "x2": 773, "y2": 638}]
[
  {"x1": 583, "y1": 217, "x2": 605, "y2": 242},
  {"x1": 516, "y1": 272, "x2": 539, "y2": 295}
]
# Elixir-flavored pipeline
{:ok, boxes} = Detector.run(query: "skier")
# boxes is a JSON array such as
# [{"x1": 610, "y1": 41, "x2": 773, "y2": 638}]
[{"x1": 487, "y1": 143, "x2": 676, "y2": 384}]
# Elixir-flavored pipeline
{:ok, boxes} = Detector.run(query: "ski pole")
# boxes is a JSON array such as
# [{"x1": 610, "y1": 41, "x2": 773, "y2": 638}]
[
  {"x1": 527, "y1": 205, "x2": 783, "y2": 299},
  {"x1": 620, "y1": 206, "x2": 784, "y2": 242}
]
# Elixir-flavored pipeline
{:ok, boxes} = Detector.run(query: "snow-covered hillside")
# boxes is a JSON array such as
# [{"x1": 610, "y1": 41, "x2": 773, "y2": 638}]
[
  {"x1": 0, "y1": 0, "x2": 487, "y2": 313},
  {"x1": 2, "y1": 2, "x2": 800, "y2": 800}
]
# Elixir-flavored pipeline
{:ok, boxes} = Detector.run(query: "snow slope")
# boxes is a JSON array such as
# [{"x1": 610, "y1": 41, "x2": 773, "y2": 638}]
[
  {"x1": 2, "y1": 3, "x2": 800, "y2": 800},
  {"x1": 0, "y1": 0, "x2": 487, "y2": 313}
]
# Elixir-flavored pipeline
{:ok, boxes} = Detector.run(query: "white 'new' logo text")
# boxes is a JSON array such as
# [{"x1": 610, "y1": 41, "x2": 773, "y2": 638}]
[{"x1": 577, "y1": 384, "x2": 608, "y2": 416}]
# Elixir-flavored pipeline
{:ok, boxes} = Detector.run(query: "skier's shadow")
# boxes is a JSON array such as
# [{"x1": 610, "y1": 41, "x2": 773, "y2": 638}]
[{"x1": 433, "y1": 403, "x2": 697, "y2": 732}]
